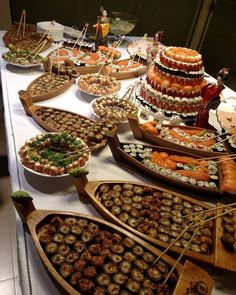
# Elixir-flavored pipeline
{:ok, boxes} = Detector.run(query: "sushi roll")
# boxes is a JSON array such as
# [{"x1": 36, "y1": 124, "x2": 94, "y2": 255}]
[
  {"x1": 123, "y1": 251, "x2": 137, "y2": 262},
  {"x1": 60, "y1": 262, "x2": 73, "y2": 278},
  {"x1": 51, "y1": 253, "x2": 65, "y2": 266},
  {"x1": 64, "y1": 234, "x2": 77, "y2": 245},
  {"x1": 126, "y1": 279, "x2": 141, "y2": 292},
  {"x1": 131, "y1": 268, "x2": 144, "y2": 282},
  {"x1": 119, "y1": 260, "x2": 132, "y2": 274},
  {"x1": 45, "y1": 242, "x2": 58, "y2": 254},
  {"x1": 147, "y1": 267, "x2": 162, "y2": 282}
]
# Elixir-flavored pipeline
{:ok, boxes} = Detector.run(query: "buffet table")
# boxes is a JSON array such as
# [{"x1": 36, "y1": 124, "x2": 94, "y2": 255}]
[{"x1": 1, "y1": 31, "x2": 236, "y2": 295}]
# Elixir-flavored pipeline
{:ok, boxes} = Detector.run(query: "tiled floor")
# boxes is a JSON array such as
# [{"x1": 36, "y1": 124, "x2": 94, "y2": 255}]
[{"x1": 0, "y1": 101, "x2": 19, "y2": 294}]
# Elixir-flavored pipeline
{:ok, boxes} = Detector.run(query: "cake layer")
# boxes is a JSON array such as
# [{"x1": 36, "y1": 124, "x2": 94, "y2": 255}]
[
  {"x1": 147, "y1": 71, "x2": 206, "y2": 98},
  {"x1": 155, "y1": 57, "x2": 204, "y2": 79},
  {"x1": 136, "y1": 85, "x2": 201, "y2": 118},
  {"x1": 160, "y1": 46, "x2": 203, "y2": 72}
]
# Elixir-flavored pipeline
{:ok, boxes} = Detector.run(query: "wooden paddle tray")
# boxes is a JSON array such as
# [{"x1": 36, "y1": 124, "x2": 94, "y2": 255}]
[
  {"x1": 12, "y1": 199, "x2": 213, "y2": 295},
  {"x1": 102, "y1": 58, "x2": 147, "y2": 80},
  {"x1": 23, "y1": 72, "x2": 75, "y2": 102},
  {"x1": 105, "y1": 129, "x2": 227, "y2": 195},
  {"x1": 19, "y1": 91, "x2": 114, "y2": 149},
  {"x1": 128, "y1": 114, "x2": 230, "y2": 158},
  {"x1": 72, "y1": 175, "x2": 236, "y2": 272}
]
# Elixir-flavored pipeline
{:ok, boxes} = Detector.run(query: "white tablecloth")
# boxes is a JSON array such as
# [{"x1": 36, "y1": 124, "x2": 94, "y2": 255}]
[{"x1": 1, "y1": 32, "x2": 236, "y2": 295}]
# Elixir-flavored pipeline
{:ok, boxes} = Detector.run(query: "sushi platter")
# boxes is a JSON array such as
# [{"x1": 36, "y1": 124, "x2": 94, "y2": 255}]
[
  {"x1": 48, "y1": 45, "x2": 122, "y2": 75},
  {"x1": 102, "y1": 58, "x2": 147, "y2": 80},
  {"x1": 91, "y1": 94, "x2": 138, "y2": 123},
  {"x1": 13, "y1": 32, "x2": 52, "y2": 52},
  {"x1": 18, "y1": 132, "x2": 90, "y2": 177},
  {"x1": 77, "y1": 74, "x2": 121, "y2": 97},
  {"x1": 19, "y1": 91, "x2": 116, "y2": 149},
  {"x1": 128, "y1": 114, "x2": 230, "y2": 157},
  {"x1": 105, "y1": 129, "x2": 236, "y2": 196},
  {"x1": 215, "y1": 203, "x2": 236, "y2": 270},
  {"x1": 71, "y1": 174, "x2": 236, "y2": 272},
  {"x1": 3, "y1": 25, "x2": 51, "y2": 52},
  {"x1": 47, "y1": 47, "x2": 85, "y2": 65},
  {"x1": 3, "y1": 22, "x2": 36, "y2": 46},
  {"x1": 11, "y1": 193, "x2": 213, "y2": 295},
  {"x1": 22, "y1": 71, "x2": 75, "y2": 103},
  {"x1": 43, "y1": 59, "x2": 80, "y2": 78},
  {"x1": 2, "y1": 44, "x2": 43, "y2": 68}
]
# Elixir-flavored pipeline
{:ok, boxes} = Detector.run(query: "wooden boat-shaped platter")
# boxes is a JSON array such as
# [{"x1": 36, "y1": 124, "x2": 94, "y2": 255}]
[
  {"x1": 128, "y1": 114, "x2": 230, "y2": 158},
  {"x1": 105, "y1": 129, "x2": 236, "y2": 196},
  {"x1": 3, "y1": 25, "x2": 52, "y2": 52},
  {"x1": 13, "y1": 33, "x2": 52, "y2": 52},
  {"x1": 47, "y1": 46, "x2": 120, "y2": 75},
  {"x1": 72, "y1": 175, "x2": 236, "y2": 272},
  {"x1": 48, "y1": 47, "x2": 102, "y2": 75},
  {"x1": 12, "y1": 196, "x2": 213, "y2": 295},
  {"x1": 3, "y1": 22, "x2": 36, "y2": 46},
  {"x1": 22, "y1": 72, "x2": 75, "y2": 103},
  {"x1": 19, "y1": 91, "x2": 116, "y2": 149},
  {"x1": 102, "y1": 58, "x2": 147, "y2": 80}
]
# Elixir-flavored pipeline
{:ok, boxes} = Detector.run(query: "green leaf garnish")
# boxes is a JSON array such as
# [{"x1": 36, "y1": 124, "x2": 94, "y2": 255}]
[
  {"x1": 11, "y1": 191, "x2": 33, "y2": 203},
  {"x1": 69, "y1": 168, "x2": 89, "y2": 177}
]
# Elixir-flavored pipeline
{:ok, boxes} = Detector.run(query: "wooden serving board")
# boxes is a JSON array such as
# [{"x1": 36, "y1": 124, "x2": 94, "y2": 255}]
[
  {"x1": 105, "y1": 129, "x2": 224, "y2": 195},
  {"x1": 19, "y1": 91, "x2": 110, "y2": 149},
  {"x1": 24, "y1": 72, "x2": 75, "y2": 102},
  {"x1": 12, "y1": 199, "x2": 213, "y2": 295},
  {"x1": 102, "y1": 58, "x2": 147, "y2": 80},
  {"x1": 214, "y1": 203, "x2": 236, "y2": 272},
  {"x1": 128, "y1": 114, "x2": 230, "y2": 158},
  {"x1": 72, "y1": 176, "x2": 236, "y2": 272}
]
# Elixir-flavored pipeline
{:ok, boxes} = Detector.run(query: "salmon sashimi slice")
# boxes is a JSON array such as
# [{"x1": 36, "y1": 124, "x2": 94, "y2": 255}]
[
  {"x1": 71, "y1": 48, "x2": 82, "y2": 57},
  {"x1": 176, "y1": 169, "x2": 210, "y2": 181},
  {"x1": 58, "y1": 49, "x2": 69, "y2": 56},
  {"x1": 180, "y1": 129, "x2": 206, "y2": 136},
  {"x1": 151, "y1": 152, "x2": 176, "y2": 170},
  {"x1": 168, "y1": 155, "x2": 199, "y2": 166}
]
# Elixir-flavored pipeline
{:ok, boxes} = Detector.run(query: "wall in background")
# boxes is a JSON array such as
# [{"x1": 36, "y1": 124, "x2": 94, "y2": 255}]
[
  {"x1": 201, "y1": 0, "x2": 236, "y2": 75},
  {"x1": 0, "y1": 0, "x2": 11, "y2": 29},
  {"x1": 10, "y1": 0, "x2": 199, "y2": 46}
]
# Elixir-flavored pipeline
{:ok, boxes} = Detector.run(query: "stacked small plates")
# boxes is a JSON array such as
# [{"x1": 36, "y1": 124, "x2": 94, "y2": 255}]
[{"x1": 37, "y1": 21, "x2": 64, "y2": 41}]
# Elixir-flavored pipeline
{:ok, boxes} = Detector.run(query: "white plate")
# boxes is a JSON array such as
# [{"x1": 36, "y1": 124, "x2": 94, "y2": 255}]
[
  {"x1": 18, "y1": 133, "x2": 90, "y2": 177},
  {"x1": 77, "y1": 84, "x2": 101, "y2": 97},
  {"x1": 77, "y1": 76, "x2": 121, "y2": 97},
  {"x1": 18, "y1": 160, "x2": 69, "y2": 178},
  {"x1": 90, "y1": 95, "x2": 139, "y2": 125},
  {"x1": 6, "y1": 61, "x2": 42, "y2": 69},
  {"x1": 64, "y1": 26, "x2": 82, "y2": 38}
]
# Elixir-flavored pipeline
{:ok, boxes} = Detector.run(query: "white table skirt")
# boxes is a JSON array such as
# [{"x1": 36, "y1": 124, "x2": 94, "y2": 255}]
[{"x1": 1, "y1": 32, "x2": 236, "y2": 295}]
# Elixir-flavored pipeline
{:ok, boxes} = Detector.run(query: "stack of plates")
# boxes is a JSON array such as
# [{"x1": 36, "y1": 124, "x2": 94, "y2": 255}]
[{"x1": 37, "y1": 21, "x2": 64, "y2": 41}]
